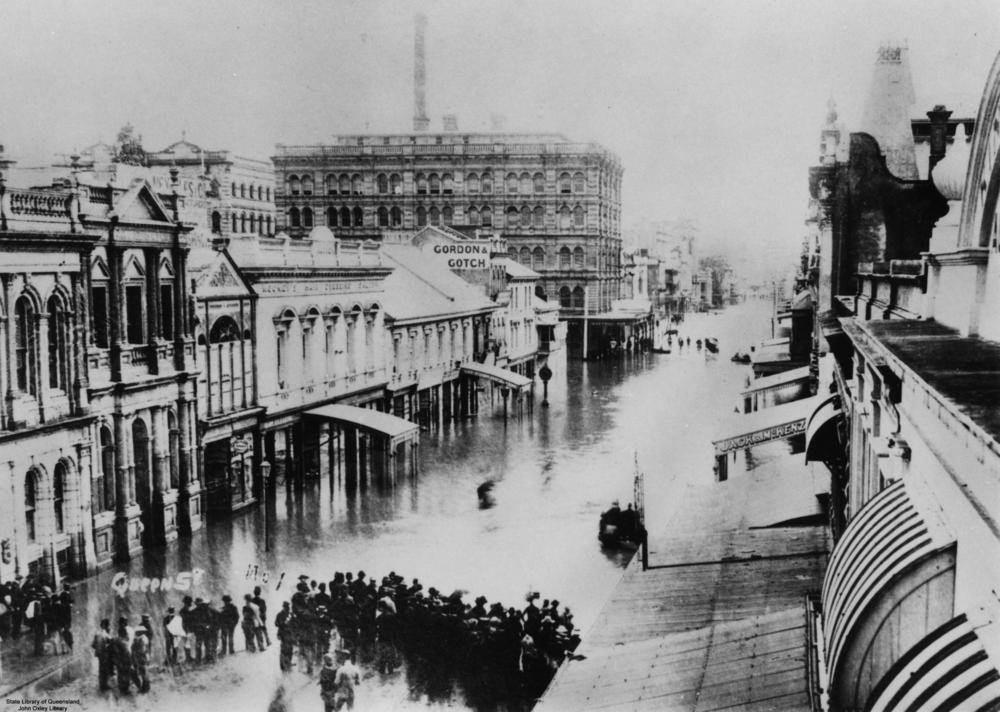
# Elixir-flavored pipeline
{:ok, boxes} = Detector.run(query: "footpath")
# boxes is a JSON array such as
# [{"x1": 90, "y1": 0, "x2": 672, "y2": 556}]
[{"x1": 537, "y1": 462, "x2": 831, "y2": 712}]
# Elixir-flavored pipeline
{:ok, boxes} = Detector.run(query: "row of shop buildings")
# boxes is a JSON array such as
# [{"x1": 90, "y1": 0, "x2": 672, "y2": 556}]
[
  {"x1": 0, "y1": 144, "x2": 571, "y2": 587},
  {"x1": 721, "y1": 43, "x2": 1000, "y2": 710},
  {"x1": 540, "y1": 44, "x2": 1000, "y2": 712}
]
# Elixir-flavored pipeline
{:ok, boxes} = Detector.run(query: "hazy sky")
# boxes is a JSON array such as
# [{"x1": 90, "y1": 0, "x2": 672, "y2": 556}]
[{"x1": 1, "y1": 0, "x2": 997, "y2": 274}]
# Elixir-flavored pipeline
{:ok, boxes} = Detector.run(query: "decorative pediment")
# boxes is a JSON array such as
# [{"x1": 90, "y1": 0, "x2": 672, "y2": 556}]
[
  {"x1": 91, "y1": 256, "x2": 110, "y2": 281},
  {"x1": 123, "y1": 255, "x2": 146, "y2": 280},
  {"x1": 112, "y1": 180, "x2": 173, "y2": 224},
  {"x1": 207, "y1": 261, "x2": 240, "y2": 289},
  {"x1": 159, "y1": 258, "x2": 175, "y2": 280}
]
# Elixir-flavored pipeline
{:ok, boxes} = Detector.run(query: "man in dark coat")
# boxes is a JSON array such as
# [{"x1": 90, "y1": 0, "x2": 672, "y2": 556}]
[
  {"x1": 220, "y1": 595, "x2": 239, "y2": 655},
  {"x1": 162, "y1": 606, "x2": 179, "y2": 664},
  {"x1": 111, "y1": 628, "x2": 133, "y2": 693},
  {"x1": 275, "y1": 601, "x2": 295, "y2": 672},
  {"x1": 252, "y1": 586, "x2": 271, "y2": 647},
  {"x1": 90, "y1": 618, "x2": 114, "y2": 691}
]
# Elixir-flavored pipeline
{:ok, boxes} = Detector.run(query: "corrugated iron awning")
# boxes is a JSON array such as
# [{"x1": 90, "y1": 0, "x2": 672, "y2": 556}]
[
  {"x1": 867, "y1": 613, "x2": 1000, "y2": 712},
  {"x1": 742, "y1": 365, "x2": 813, "y2": 396},
  {"x1": 804, "y1": 395, "x2": 843, "y2": 462},
  {"x1": 305, "y1": 404, "x2": 419, "y2": 445},
  {"x1": 460, "y1": 362, "x2": 532, "y2": 390},
  {"x1": 712, "y1": 395, "x2": 821, "y2": 455}
]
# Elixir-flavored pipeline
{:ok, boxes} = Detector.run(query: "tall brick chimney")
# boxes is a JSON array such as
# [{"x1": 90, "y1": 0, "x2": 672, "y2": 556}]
[
  {"x1": 926, "y1": 104, "x2": 953, "y2": 172},
  {"x1": 413, "y1": 13, "x2": 430, "y2": 132}
]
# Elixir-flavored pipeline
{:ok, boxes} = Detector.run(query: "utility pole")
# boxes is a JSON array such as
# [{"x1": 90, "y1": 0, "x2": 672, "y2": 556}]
[{"x1": 582, "y1": 284, "x2": 589, "y2": 360}]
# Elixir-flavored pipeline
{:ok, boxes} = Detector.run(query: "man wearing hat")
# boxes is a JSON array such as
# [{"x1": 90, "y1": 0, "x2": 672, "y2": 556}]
[
  {"x1": 90, "y1": 618, "x2": 114, "y2": 691},
  {"x1": 333, "y1": 649, "x2": 360, "y2": 710},
  {"x1": 219, "y1": 595, "x2": 239, "y2": 656},
  {"x1": 318, "y1": 654, "x2": 339, "y2": 712}
]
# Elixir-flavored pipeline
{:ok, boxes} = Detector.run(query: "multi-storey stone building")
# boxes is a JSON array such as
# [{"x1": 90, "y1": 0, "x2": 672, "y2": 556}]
[
  {"x1": 272, "y1": 132, "x2": 626, "y2": 357},
  {"x1": 0, "y1": 156, "x2": 202, "y2": 584}
]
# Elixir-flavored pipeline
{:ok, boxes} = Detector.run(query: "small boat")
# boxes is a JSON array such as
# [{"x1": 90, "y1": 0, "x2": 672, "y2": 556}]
[
  {"x1": 731, "y1": 352, "x2": 751, "y2": 363},
  {"x1": 705, "y1": 338, "x2": 719, "y2": 354}
]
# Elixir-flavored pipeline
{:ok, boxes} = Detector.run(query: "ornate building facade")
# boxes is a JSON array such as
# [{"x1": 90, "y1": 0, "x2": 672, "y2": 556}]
[
  {"x1": 0, "y1": 157, "x2": 201, "y2": 584},
  {"x1": 272, "y1": 132, "x2": 625, "y2": 357}
]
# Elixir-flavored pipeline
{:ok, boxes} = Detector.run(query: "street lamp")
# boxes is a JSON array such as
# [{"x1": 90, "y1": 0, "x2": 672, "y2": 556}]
[
  {"x1": 539, "y1": 364, "x2": 552, "y2": 407},
  {"x1": 261, "y1": 461, "x2": 272, "y2": 552},
  {"x1": 499, "y1": 385, "x2": 510, "y2": 422}
]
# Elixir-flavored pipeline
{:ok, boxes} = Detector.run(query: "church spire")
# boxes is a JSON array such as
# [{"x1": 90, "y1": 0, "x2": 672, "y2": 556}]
[{"x1": 859, "y1": 43, "x2": 919, "y2": 180}]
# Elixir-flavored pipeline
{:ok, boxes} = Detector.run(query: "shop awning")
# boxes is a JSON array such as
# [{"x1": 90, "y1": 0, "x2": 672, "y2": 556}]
[
  {"x1": 305, "y1": 404, "x2": 419, "y2": 444},
  {"x1": 805, "y1": 395, "x2": 843, "y2": 462},
  {"x1": 866, "y1": 614, "x2": 1000, "y2": 712},
  {"x1": 741, "y1": 365, "x2": 813, "y2": 396},
  {"x1": 713, "y1": 395, "x2": 821, "y2": 455},
  {"x1": 460, "y1": 362, "x2": 532, "y2": 390}
]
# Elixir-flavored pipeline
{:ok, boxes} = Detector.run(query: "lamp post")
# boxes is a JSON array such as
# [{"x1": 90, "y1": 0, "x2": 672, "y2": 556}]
[
  {"x1": 261, "y1": 461, "x2": 272, "y2": 552},
  {"x1": 539, "y1": 364, "x2": 552, "y2": 407},
  {"x1": 500, "y1": 385, "x2": 510, "y2": 422}
]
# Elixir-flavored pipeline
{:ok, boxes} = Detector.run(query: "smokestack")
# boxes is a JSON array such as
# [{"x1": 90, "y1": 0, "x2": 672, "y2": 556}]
[{"x1": 413, "y1": 13, "x2": 430, "y2": 132}]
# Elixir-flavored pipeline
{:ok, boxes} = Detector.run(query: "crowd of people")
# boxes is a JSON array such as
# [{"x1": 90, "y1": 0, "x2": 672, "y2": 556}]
[
  {"x1": 271, "y1": 570, "x2": 581, "y2": 704},
  {"x1": 0, "y1": 574, "x2": 75, "y2": 655}
]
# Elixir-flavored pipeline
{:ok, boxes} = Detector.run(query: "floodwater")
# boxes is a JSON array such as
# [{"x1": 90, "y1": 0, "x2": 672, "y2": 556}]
[{"x1": 17, "y1": 300, "x2": 775, "y2": 711}]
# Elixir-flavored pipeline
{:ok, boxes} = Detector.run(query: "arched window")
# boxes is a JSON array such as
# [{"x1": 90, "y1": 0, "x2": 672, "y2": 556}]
[
  {"x1": 231, "y1": 213, "x2": 238, "y2": 233},
  {"x1": 559, "y1": 286, "x2": 572, "y2": 308},
  {"x1": 352, "y1": 207, "x2": 363, "y2": 227},
  {"x1": 573, "y1": 172, "x2": 586, "y2": 193},
  {"x1": 94, "y1": 425, "x2": 115, "y2": 513},
  {"x1": 520, "y1": 205, "x2": 532, "y2": 228},
  {"x1": 442, "y1": 206, "x2": 453, "y2": 224},
  {"x1": 533, "y1": 205, "x2": 545, "y2": 228},
  {"x1": 533, "y1": 172, "x2": 545, "y2": 193},
  {"x1": 519, "y1": 247, "x2": 531, "y2": 266},
  {"x1": 249, "y1": 213, "x2": 257, "y2": 234},
  {"x1": 416, "y1": 173, "x2": 428, "y2": 194},
  {"x1": 377, "y1": 207, "x2": 389, "y2": 227},
  {"x1": 574, "y1": 205, "x2": 586, "y2": 227},
  {"x1": 24, "y1": 470, "x2": 38, "y2": 542},
  {"x1": 326, "y1": 174, "x2": 338, "y2": 195},
  {"x1": 467, "y1": 207, "x2": 480, "y2": 226},
  {"x1": 377, "y1": 174, "x2": 389, "y2": 194},
  {"x1": 429, "y1": 174, "x2": 441, "y2": 194},
  {"x1": 442, "y1": 173, "x2": 454, "y2": 194},
  {"x1": 210, "y1": 315, "x2": 241, "y2": 343},
  {"x1": 339, "y1": 207, "x2": 351, "y2": 226},
  {"x1": 301, "y1": 175, "x2": 314, "y2": 195},
  {"x1": 559, "y1": 205, "x2": 572, "y2": 229},
  {"x1": 506, "y1": 172, "x2": 518, "y2": 193},
  {"x1": 265, "y1": 215, "x2": 272, "y2": 234},
  {"x1": 167, "y1": 410, "x2": 180, "y2": 489},
  {"x1": 53, "y1": 461, "x2": 66, "y2": 534},
  {"x1": 351, "y1": 174, "x2": 362, "y2": 194},
  {"x1": 508, "y1": 247, "x2": 518, "y2": 262},
  {"x1": 559, "y1": 246, "x2": 571, "y2": 269},
  {"x1": 481, "y1": 206, "x2": 493, "y2": 227},
  {"x1": 241, "y1": 212, "x2": 248, "y2": 232},
  {"x1": 231, "y1": 181, "x2": 238, "y2": 197},
  {"x1": 390, "y1": 207, "x2": 402, "y2": 227},
  {"x1": 303, "y1": 207, "x2": 314, "y2": 228},
  {"x1": 240, "y1": 183, "x2": 247, "y2": 198},
  {"x1": 15, "y1": 296, "x2": 37, "y2": 395},
  {"x1": 506, "y1": 206, "x2": 520, "y2": 227},
  {"x1": 532, "y1": 246, "x2": 545, "y2": 269},
  {"x1": 266, "y1": 187, "x2": 271, "y2": 202},
  {"x1": 572, "y1": 286, "x2": 585, "y2": 309},
  {"x1": 519, "y1": 173, "x2": 531, "y2": 193},
  {"x1": 481, "y1": 173, "x2": 493, "y2": 194},
  {"x1": 573, "y1": 246, "x2": 585, "y2": 268},
  {"x1": 559, "y1": 172, "x2": 572, "y2": 194},
  {"x1": 416, "y1": 206, "x2": 427, "y2": 226},
  {"x1": 467, "y1": 173, "x2": 480, "y2": 193},
  {"x1": 327, "y1": 206, "x2": 338, "y2": 227},
  {"x1": 47, "y1": 294, "x2": 68, "y2": 391},
  {"x1": 211, "y1": 211, "x2": 222, "y2": 234},
  {"x1": 429, "y1": 207, "x2": 440, "y2": 226},
  {"x1": 390, "y1": 173, "x2": 402, "y2": 194},
  {"x1": 339, "y1": 175, "x2": 350, "y2": 195},
  {"x1": 289, "y1": 207, "x2": 301, "y2": 228}
]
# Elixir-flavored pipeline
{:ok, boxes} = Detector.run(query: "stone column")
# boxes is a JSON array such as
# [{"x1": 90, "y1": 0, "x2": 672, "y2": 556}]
[
  {"x1": 8, "y1": 460, "x2": 27, "y2": 578},
  {"x1": 113, "y1": 412, "x2": 131, "y2": 559},
  {"x1": 74, "y1": 437, "x2": 97, "y2": 575},
  {"x1": 151, "y1": 405, "x2": 169, "y2": 544}
]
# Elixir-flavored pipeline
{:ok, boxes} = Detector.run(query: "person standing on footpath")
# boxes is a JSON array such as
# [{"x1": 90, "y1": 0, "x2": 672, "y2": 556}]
[
  {"x1": 242, "y1": 594, "x2": 262, "y2": 652},
  {"x1": 275, "y1": 601, "x2": 295, "y2": 672},
  {"x1": 220, "y1": 595, "x2": 239, "y2": 655},
  {"x1": 131, "y1": 629, "x2": 151, "y2": 693},
  {"x1": 163, "y1": 606, "x2": 180, "y2": 664},
  {"x1": 333, "y1": 649, "x2": 360, "y2": 710},
  {"x1": 111, "y1": 626, "x2": 133, "y2": 694},
  {"x1": 252, "y1": 586, "x2": 271, "y2": 648},
  {"x1": 318, "y1": 654, "x2": 339, "y2": 712},
  {"x1": 90, "y1": 618, "x2": 114, "y2": 691}
]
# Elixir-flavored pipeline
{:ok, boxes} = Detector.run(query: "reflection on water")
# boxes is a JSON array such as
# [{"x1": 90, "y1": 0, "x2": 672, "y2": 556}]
[{"x1": 57, "y1": 302, "x2": 774, "y2": 710}]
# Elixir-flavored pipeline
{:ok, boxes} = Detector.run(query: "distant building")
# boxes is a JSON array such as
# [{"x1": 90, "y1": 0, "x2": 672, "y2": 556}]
[{"x1": 272, "y1": 131, "x2": 628, "y2": 358}]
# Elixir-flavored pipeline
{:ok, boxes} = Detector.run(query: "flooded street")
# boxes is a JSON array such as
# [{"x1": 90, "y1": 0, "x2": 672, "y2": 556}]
[{"x1": 25, "y1": 300, "x2": 774, "y2": 711}]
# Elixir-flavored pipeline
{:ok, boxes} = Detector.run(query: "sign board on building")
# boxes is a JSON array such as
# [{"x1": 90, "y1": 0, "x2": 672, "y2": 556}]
[
  {"x1": 713, "y1": 417, "x2": 807, "y2": 455},
  {"x1": 431, "y1": 243, "x2": 490, "y2": 270}
]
